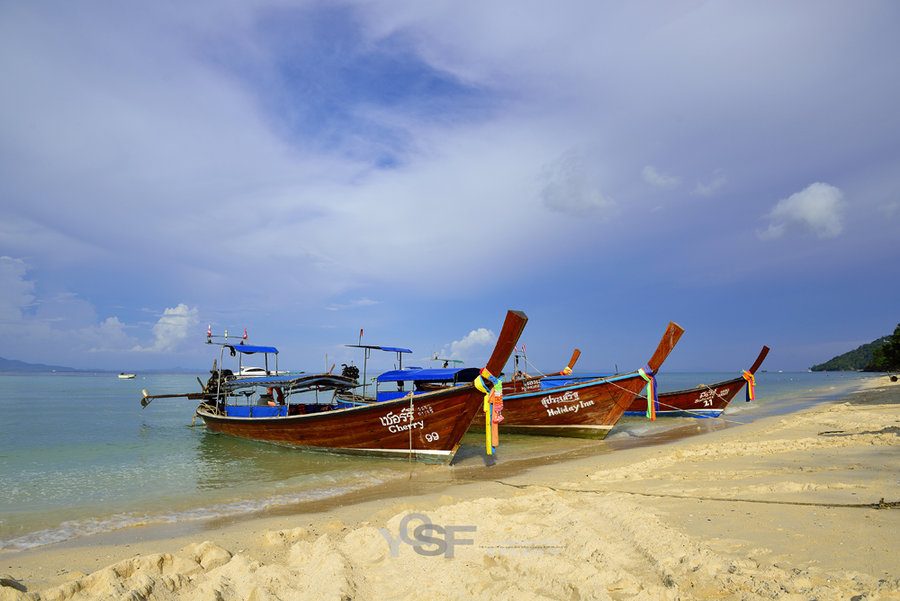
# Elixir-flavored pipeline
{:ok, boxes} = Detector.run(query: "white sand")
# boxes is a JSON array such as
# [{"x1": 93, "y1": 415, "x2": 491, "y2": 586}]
[{"x1": 3, "y1": 376, "x2": 898, "y2": 600}]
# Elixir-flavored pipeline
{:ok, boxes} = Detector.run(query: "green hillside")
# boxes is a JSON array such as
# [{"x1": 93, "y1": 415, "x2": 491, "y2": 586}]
[{"x1": 810, "y1": 322, "x2": 900, "y2": 372}]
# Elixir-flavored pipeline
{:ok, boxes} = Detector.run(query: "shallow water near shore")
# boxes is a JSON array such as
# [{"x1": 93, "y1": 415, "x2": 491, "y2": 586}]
[{"x1": 0, "y1": 369, "x2": 876, "y2": 552}]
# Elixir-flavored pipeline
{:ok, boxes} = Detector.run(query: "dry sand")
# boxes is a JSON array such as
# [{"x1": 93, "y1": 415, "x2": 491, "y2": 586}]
[{"x1": 2, "y1": 376, "x2": 898, "y2": 600}]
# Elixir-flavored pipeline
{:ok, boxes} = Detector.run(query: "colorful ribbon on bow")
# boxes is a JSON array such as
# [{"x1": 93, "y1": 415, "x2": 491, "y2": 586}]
[
  {"x1": 638, "y1": 366, "x2": 657, "y2": 421},
  {"x1": 742, "y1": 370, "x2": 755, "y2": 402},
  {"x1": 560, "y1": 365, "x2": 573, "y2": 375},
  {"x1": 475, "y1": 368, "x2": 503, "y2": 455}
]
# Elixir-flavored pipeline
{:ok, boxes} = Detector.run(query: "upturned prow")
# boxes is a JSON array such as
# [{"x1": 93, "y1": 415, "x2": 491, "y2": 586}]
[
  {"x1": 567, "y1": 349, "x2": 581, "y2": 371},
  {"x1": 646, "y1": 322, "x2": 685, "y2": 373},
  {"x1": 748, "y1": 345, "x2": 771, "y2": 375},
  {"x1": 484, "y1": 310, "x2": 528, "y2": 377}
]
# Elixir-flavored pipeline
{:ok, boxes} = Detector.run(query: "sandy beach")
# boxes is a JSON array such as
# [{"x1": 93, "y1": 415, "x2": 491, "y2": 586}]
[{"x1": 2, "y1": 376, "x2": 898, "y2": 600}]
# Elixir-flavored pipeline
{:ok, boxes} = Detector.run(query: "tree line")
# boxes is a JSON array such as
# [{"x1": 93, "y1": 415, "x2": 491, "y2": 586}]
[{"x1": 810, "y1": 323, "x2": 900, "y2": 372}]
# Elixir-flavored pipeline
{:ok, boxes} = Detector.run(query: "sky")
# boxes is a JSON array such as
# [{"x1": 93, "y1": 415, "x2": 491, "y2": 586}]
[{"x1": 2, "y1": 1, "x2": 899, "y2": 375}]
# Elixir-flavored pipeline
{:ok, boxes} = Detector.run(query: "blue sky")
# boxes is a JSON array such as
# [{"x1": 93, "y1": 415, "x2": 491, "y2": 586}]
[{"x1": 2, "y1": 1, "x2": 898, "y2": 374}]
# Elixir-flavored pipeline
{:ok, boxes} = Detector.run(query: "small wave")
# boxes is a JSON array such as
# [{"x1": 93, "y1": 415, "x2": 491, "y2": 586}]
[{"x1": 0, "y1": 472, "x2": 395, "y2": 552}]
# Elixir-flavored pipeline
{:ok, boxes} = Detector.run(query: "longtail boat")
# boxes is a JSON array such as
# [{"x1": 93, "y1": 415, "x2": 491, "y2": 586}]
[
  {"x1": 471, "y1": 322, "x2": 684, "y2": 438},
  {"x1": 500, "y1": 348, "x2": 582, "y2": 395},
  {"x1": 145, "y1": 311, "x2": 527, "y2": 463},
  {"x1": 625, "y1": 345, "x2": 770, "y2": 418}
]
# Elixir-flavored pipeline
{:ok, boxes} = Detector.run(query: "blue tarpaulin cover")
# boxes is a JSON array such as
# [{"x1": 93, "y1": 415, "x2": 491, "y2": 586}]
[
  {"x1": 344, "y1": 344, "x2": 412, "y2": 354},
  {"x1": 377, "y1": 367, "x2": 467, "y2": 382},
  {"x1": 375, "y1": 346, "x2": 412, "y2": 354},
  {"x1": 225, "y1": 406, "x2": 287, "y2": 418},
  {"x1": 226, "y1": 344, "x2": 278, "y2": 354}
]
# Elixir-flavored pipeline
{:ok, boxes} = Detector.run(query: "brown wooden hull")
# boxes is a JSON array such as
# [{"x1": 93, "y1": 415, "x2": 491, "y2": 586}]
[
  {"x1": 473, "y1": 371, "x2": 654, "y2": 438},
  {"x1": 474, "y1": 322, "x2": 685, "y2": 438},
  {"x1": 625, "y1": 375, "x2": 747, "y2": 417},
  {"x1": 195, "y1": 310, "x2": 528, "y2": 463},
  {"x1": 626, "y1": 345, "x2": 770, "y2": 418},
  {"x1": 197, "y1": 385, "x2": 483, "y2": 463}
]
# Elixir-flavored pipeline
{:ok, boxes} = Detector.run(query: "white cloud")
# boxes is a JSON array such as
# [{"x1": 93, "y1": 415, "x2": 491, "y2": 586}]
[
  {"x1": 135, "y1": 304, "x2": 199, "y2": 353},
  {"x1": 85, "y1": 317, "x2": 133, "y2": 353},
  {"x1": 1, "y1": 3, "x2": 897, "y2": 370},
  {"x1": 0, "y1": 257, "x2": 154, "y2": 363},
  {"x1": 446, "y1": 328, "x2": 496, "y2": 359},
  {"x1": 326, "y1": 298, "x2": 381, "y2": 311},
  {"x1": 540, "y1": 151, "x2": 615, "y2": 218},
  {"x1": 641, "y1": 165, "x2": 680, "y2": 189},
  {"x1": 0, "y1": 256, "x2": 35, "y2": 322},
  {"x1": 693, "y1": 170, "x2": 727, "y2": 197},
  {"x1": 760, "y1": 182, "x2": 845, "y2": 239}
]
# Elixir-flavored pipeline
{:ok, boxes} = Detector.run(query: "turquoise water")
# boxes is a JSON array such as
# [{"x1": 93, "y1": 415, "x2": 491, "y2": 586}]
[{"x1": 0, "y1": 370, "x2": 877, "y2": 552}]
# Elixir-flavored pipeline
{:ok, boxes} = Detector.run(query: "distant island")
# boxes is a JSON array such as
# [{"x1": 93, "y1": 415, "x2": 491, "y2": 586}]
[
  {"x1": 0, "y1": 357, "x2": 205, "y2": 374},
  {"x1": 0, "y1": 356, "x2": 77, "y2": 373},
  {"x1": 810, "y1": 322, "x2": 900, "y2": 372}
]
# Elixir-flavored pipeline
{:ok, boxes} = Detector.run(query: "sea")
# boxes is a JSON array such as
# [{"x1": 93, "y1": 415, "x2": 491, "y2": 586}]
[{"x1": 0, "y1": 369, "x2": 879, "y2": 553}]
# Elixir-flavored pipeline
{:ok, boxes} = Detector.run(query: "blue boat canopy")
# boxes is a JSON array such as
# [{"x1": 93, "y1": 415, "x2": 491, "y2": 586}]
[
  {"x1": 376, "y1": 346, "x2": 412, "y2": 354},
  {"x1": 377, "y1": 367, "x2": 477, "y2": 383},
  {"x1": 344, "y1": 344, "x2": 411, "y2": 354},
  {"x1": 225, "y1": 344, "x2": 278, "y2": 355}
]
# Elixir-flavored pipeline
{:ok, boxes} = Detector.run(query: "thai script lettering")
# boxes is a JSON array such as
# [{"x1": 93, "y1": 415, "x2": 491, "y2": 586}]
[
  {"x1": 380, "y1": 407, "x2": 415, "y2": 427},
  {"x1": 697, "y1": 388, "x2": 729, "y2": 407},
  {"x1": 379, "y1": 404, "x2": 434, "y2": 433},
  {"x1": 540, "y1": 390, "x2": 579, "y2": 408}
]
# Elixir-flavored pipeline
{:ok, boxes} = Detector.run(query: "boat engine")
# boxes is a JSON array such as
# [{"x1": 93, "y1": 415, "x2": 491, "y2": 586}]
[
  {"x1": 205, "y1": 369, "x2": 235, "y2": 394},
  {"x1": 341, "y1": 363, "x2": 359, "y2": 382}
]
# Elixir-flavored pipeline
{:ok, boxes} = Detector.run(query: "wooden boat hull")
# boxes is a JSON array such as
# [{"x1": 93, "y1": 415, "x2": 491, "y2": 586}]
[
  {"x1": 194, "y1": 310, "x2": 528, "y2": 463},
  {"x1": 473, "y1": 371, "x2": 656, "y2": 439},
  {"x1": 624, "y1": 375, "x2": 747, "y2": 418},
  {"x1": 473, "y1": 322, "x2": 685, "y2": 438},
  {"x1": 625, "y1": 345, "x2": 770, "y2": 418},
  {"x1": 196, "y1": 385, "x2": 483, "y2": 463}
]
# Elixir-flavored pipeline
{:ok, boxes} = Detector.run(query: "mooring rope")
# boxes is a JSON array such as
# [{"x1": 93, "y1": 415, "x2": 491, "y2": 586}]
[{"x1": 493, "y1": 481, "x2": 899, "y2": 509}]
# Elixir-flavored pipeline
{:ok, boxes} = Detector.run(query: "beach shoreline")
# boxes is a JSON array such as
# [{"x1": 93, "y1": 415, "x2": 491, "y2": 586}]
[{"x1": 2, "y1": 375, "x2": 898, "y2": 600}]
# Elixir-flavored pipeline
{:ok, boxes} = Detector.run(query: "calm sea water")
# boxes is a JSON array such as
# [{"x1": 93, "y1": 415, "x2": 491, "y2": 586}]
[{"x1": 0, "y1": 369, "x2": 877, "y2": 552}]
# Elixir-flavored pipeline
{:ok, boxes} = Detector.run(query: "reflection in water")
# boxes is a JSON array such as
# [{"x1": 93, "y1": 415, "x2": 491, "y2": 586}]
[{"x1": 190, "y1": 428, "x2": 403, "y2": 491}]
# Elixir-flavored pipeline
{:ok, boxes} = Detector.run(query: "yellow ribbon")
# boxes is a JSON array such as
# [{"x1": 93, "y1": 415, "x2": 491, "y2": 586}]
[
  {"x1": 475, "y1": 368, "x2": 502, "y2": 454},
  {"x1": 742, "y1": 370, "x2": 755, "y2": 401}
]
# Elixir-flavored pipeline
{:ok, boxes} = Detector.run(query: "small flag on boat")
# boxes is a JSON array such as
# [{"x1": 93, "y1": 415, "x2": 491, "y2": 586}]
[
  {"x1": 207, "y1": 324, "x2": 211, "y2": 339},
  {"x1": 243, "y1": 328, "x2": 248, "y2": 340},
  {"x1": 742, "y1": 370, "x2": 756, "y2": 402}
]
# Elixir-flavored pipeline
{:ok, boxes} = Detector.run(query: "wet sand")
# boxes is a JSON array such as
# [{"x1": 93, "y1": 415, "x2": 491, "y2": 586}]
[{"x1": 2, "y1": 375, "x2": 898, "y2": 600}]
